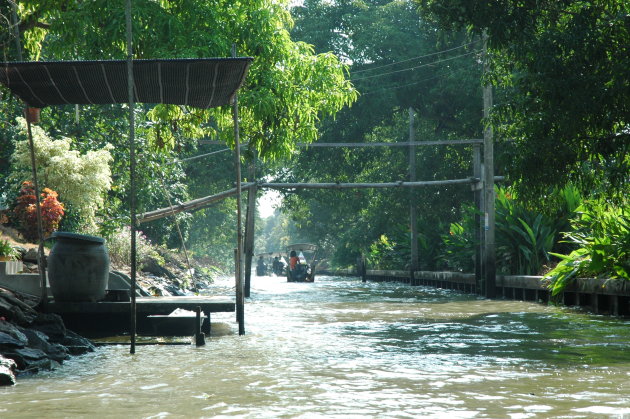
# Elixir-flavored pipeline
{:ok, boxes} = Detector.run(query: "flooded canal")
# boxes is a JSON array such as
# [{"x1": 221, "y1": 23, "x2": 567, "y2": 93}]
[{"x1": 1, "y1": 275, "x2": 629, "y2": 418}]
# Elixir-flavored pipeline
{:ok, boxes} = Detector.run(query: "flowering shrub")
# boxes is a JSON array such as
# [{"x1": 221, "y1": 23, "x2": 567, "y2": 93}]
[
  {"x1": 12, "y1": 117, "x2": 113, "y2": 230},
  {"x1": 12, "y1": 181, "x2": 65, "y2": 241}
]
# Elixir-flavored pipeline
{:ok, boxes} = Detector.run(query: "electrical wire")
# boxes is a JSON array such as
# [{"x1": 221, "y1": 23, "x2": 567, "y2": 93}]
[
  {"x1": 351, "y1": 40, "x2": 478, "y2": 75},
  {"x1": 164, "y1": 147, "x2": 232, "y2": 165},
  {"x1": 360, "y1": 62, "x2": 480, "y2": 95},
  {"x1": 351, "y1": 50, "x2": 479, "y2": 82}
]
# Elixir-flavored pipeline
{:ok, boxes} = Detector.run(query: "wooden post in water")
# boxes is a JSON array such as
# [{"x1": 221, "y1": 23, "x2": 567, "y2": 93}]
[
  {"x1": 482, "y1": 33, "x2": 497, "y2": 298},
  {"x1": 243, "y1": 158, "x2": 257, "y2": 298},
  {"x1": 408, "y1": 108, "x2": 418, "y2": 286},
  {"x1": 473, "y1": 144, "x2": 483, "y2": 294},
  {"x1": 195, "y1": 306, "x2": 205, "y2": 346}
]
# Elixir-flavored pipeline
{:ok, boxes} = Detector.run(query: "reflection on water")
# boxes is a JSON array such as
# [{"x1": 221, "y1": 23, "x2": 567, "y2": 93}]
[{"x1": 1, "y1": 276, "x2": 629, "y2": 418}]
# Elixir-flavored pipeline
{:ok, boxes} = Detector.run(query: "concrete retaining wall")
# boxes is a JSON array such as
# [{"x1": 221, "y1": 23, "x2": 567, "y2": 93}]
[{"x1": 319, "y1": 268, "x2": 630, "y2": 317}]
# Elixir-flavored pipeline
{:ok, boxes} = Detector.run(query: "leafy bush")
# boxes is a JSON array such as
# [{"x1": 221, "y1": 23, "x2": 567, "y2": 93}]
[
  {"x1": 495, "y1": 188, "x2": 558, "y2": 275},
  {"x1": 440, "y1": 219, "x2": 476, "y2": 272},
  {"x1": 439, "y1": 186, "x2": 581, "y2": 275},
  {"x1": 11, "y1": 117, "x2": 112, "y2": 231},
  {"x1": 12, "y1": 181, "x2": 64, "y2": 242},
  {"x1": 545, "y1": 199, "x2": 630, "y2": 295},
  {"x1": 367, "y1": 225, "x2": 432, "y2": 271},
  {"x1": 0, "y1": 239, "x2": 18, "y2": 260},
  {"x1": 106, "y1": 226, "x2": 164, "y2": 269}
]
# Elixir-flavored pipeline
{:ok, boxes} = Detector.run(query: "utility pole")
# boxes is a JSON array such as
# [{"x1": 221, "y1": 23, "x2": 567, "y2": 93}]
[
  {"x1": 482, "y1": 33, "x2": 496, "y2": 298},
  {"x1": 408, "y1": 107, "x2": 418, "y2": 285}
]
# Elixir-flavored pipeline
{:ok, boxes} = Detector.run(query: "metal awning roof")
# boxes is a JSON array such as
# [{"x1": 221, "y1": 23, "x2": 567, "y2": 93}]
[{"x1": 0, "y1": 58, "x2": 253, "y2": 109}]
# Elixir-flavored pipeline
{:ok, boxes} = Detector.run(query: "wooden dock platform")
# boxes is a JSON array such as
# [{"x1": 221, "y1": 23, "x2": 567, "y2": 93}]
[{"x1": 44, "y1": 296, "x2": 235, "y2": 337}]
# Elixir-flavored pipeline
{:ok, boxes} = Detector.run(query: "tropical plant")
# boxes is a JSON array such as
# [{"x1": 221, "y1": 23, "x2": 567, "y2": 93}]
[
  {"x1": 0, "y1": 239, "x2": 18, "y2": 260},
  {"x1": 495, "y1": 188, "x2": 557, "y2": 275},
  {"x1": 439, "y1": 186, "x2": 581, "y2": 275},
  {"x1": 12, "y1": 181, "x2": 65, "y2": 242},
  {"x1": 440, "y1": 211, "x2": 477, "y2": 273},
  {"x1": 545, "y1": 199, "x2": 630, "y2": 296}
]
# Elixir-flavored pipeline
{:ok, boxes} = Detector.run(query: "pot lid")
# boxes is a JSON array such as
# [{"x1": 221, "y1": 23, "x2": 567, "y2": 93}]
[{"x1": 50, "y1": 231, "x2": 105, "y2": 244}]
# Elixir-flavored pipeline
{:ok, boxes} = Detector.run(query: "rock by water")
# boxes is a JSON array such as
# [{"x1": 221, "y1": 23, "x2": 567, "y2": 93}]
[{"x1": 0, "y1": 288, "x2": 95, "y2": 385}]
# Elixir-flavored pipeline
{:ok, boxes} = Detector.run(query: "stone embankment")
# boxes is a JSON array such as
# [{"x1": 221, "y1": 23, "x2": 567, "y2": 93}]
[{"x1": 0, "y1": 288, "x2": 95, "y2": 386}]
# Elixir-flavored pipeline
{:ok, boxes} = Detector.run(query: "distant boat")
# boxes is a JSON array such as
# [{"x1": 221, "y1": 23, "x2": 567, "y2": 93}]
[
  {"x1": 255, "y1": 251, "x2": 286, "y2": 276},
  {"x1": 286, "y1": 243, "x2": 318, "y2": 283}
]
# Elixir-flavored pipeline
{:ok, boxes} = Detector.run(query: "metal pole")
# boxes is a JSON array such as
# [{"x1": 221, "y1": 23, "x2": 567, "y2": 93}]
[
  {"x1": 408, "y1": 107, "x2": 418, "y2": 286},
  {"x1": 25, "y1": 117, "x2": 47, "y2": 306},
  {"x1": 125, "y1": 0, "x2": 137, "y2": 353},
  {"x1": 14, "y1": 7, "x2": 47, "y2": 307},
  {"x1": 482, "y1": 33, "x2": 496, "y2": 298},
  {"x1": 232, "y1": 45, "x2": 245, "y2": 336}
]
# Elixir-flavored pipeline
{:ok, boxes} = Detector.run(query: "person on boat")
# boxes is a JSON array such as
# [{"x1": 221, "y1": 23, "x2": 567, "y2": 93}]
[
  {"x1": 289, "y1": 250, "x2": 299, "y2": 271},
  {"x1": 272, "y1": 256, "x2": 283, "y2": 275},
  {"x1": 256, "y1": 255, "x2": 266, "y2": 276}
]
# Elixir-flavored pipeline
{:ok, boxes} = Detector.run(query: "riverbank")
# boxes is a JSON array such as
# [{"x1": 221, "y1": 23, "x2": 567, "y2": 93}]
[{"x1": 0, "y1": 227, "x2": 219, "y2": 385}]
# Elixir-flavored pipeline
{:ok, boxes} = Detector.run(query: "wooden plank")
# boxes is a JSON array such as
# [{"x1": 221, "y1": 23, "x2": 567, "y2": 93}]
[
  {"x1": 45, "y1": 296, "x2": 235, "y2": 315},
  {"x1": 262, "y1": 179, "x2": 477, "y2": 189},
  {"x1": 136, "y1": 182, "x2": 256, "y2": 224}
]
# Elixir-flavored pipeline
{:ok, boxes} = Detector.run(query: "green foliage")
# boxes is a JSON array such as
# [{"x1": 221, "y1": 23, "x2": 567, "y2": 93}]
[
  {"x1": 545, "y1": 199, "x2": 630, "y2": 295},
  {"x1": 418, "y1": 0, "x2": 630, "y2": 197},
  {"x1": 11, "y1": 118, "x2": 113, "y2": 231},
  {"x1": 368, "y1": 234, "x2": 398, "y2": 270},
  {"x1": 0, "y1": 239, "x2": 18, "y2": 260},
  {"x1": 439, "y1": 186, "x2": 582, "y2": 275},
  {"x1": 439, "y1": 206, "x2": 478, "y2": 272},
  {"x1": 495, "y1": 188, "x2": 556, "y2": 275},
  {"x1": 10, "y1": 0, "x2": 357, "y2": 161}
]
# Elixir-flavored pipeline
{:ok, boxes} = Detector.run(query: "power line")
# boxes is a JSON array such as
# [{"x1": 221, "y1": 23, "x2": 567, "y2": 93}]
[
  {"x1": 164, "y1": 147, "x2": 232, "y2": 165},
  {"x1": 351, "y1": 50, "x2": 479, "y2": 82},
  {"x1": 361, "y1": 62, "x2": 479, "y2": 95},
  {"x1": 352, "y1": 41, "x2": 478, "y2": 75}
]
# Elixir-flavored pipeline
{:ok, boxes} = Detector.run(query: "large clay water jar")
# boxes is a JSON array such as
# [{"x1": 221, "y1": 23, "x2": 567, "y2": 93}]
[{"x1": 48, "y1": 232, "x2": 110, "y2": 302}]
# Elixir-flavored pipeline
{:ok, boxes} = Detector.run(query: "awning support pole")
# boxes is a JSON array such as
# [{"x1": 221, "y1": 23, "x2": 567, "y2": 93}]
[
  {"x1": 232, "y1": 45, "x2": 245, "y2": 336},
  {"x1": 125, "y1": 0, "x2": 138, "y2": 353},
  {"x1": 12, "y1": 0, "x2": 47, "y2": 307},
  {"x1": 25, "y1": 115, "x2": 48, "y2": 306}
]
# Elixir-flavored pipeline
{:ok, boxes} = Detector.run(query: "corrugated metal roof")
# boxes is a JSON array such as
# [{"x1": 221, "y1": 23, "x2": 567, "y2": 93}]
[{"x1": 0, "y1": 58, "x2": 253, "y2": 109}]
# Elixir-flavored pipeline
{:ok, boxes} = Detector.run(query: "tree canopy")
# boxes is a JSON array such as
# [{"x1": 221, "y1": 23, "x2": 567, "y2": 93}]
[
  {"x1": 2, "y1": 0, "x2": 357, "y2": 159},
  {"x1": 419, "y1": 0, "x2": 630, "y2": 197}
]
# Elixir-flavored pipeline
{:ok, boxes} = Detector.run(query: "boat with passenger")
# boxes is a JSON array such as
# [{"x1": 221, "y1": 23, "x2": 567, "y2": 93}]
[
  {"x1": 255, "y1": 252, "x2": 287, "y2": 276},
  {"x1": 286, "y1": 243, "x2": 318, "y2": 282}
]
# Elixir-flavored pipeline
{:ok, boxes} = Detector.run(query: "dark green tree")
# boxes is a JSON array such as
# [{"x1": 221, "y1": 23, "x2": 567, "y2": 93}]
[{"x1": 419, "y1": 0, "x2": 630, "y2": 198}]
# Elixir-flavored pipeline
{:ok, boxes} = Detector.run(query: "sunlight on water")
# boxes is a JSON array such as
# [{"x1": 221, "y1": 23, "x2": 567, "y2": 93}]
[{"x1": 1, "y1": 275, "x2": 629, "y2": 418}]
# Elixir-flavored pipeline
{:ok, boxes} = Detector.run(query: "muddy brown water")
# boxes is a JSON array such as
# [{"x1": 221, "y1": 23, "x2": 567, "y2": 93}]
[{"x1": 1, "y1": 275, "x2": 629, "y2": 418}]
